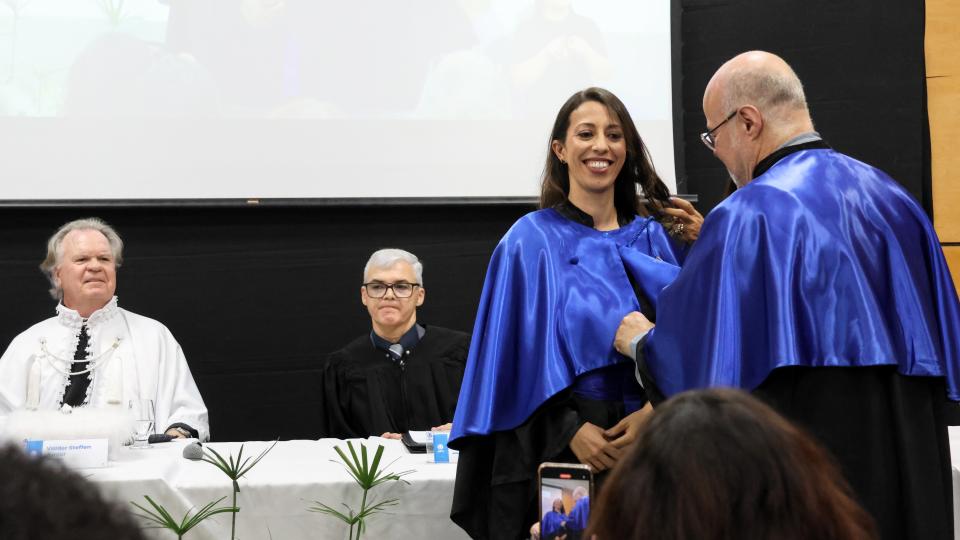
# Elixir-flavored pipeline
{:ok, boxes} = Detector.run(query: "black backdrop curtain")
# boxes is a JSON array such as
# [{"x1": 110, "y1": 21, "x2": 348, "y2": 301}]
[
  {"x1": 0, "y1": 205, "x2": 530, "y2": 441},
  {"x1": 678, "y1": 0, "x2": 930, "y2": 215},
  {"x1": 0, "y1": 0, "x2": 930, "y2": 441}
]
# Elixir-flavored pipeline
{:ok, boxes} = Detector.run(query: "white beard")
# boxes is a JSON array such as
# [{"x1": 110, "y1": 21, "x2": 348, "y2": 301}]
[{"x1": 729, "y1": 170, "x2": 744, "y2": 188}]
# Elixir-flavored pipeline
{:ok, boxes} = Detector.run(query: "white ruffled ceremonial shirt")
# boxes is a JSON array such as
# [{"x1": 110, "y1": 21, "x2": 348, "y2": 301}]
[{"x1": 0, "y1": 297, "x2": 209, "y2": 441}]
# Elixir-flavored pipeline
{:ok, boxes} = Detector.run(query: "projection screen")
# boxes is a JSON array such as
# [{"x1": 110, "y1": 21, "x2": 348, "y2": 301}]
[{"x1": 0, "y1": 0, "x2": 675, "y2": 200}]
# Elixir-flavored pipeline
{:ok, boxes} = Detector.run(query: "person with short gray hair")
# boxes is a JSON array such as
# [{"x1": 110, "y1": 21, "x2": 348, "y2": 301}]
[
  {"x1": 0, "y1": 218, "x2": 209, "y2": 441},
  {"x1": 320, "y1": 248, "x2": 469, "y2": 439}
]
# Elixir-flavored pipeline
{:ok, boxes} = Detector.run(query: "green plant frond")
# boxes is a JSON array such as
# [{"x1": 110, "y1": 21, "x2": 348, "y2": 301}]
[
  {"x1": 308, "y1": 502, "x2": 361, "y2": 525},
  {"x1": 236, "y1": 439, "x2": 278, "y2": 478},
  {"x1": 131, "y1": 496, "x2": 237, "y2": 535},
  {"x1": 369, "y1": 444, "x2": 385, "y2": 476},
  {"x1": 360, "y1": 443, "x2": 369, "y2": 474},
  {"x1": 182, "y1": 505, "x2": 238, "y2": 532},
  {"x1": 346, "y1": 441, "x2": 362, "y2": 472},
  {"x1": 317, "y1": 442, "x2": 416, "y2": 538},
  {"x1": 228, "y1": 445, "x2": 239, "y2": 472},
  {"x1": 334, "y1": 445, "x2": 363, "y2": 482},
  {"x1": 137, "y1": 495, "x2": 178, "y2": 526},
  {"x1": 355, "y1": 498, "x2": 399, "y2": 519},
  {"x1": 130, "y1": 499, "x2": 177, "y2": 530},
  {"x1": 201, "y1": 446, "x2": 234, "y2": 477},
  {"x1": 179, "y1": 497, "x2": 235, "y2": 532},
  {"x1": 331, "y1": 459, "x2": 363, "y2": 484}
]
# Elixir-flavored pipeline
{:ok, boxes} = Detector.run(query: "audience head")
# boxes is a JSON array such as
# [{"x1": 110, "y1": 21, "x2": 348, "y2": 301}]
[
  {"x1": 0, "y1": 443, "x2": 146, "y2": 539},
  {"x1": 701, "y1": 51, "x2": 815, "y2": 187},
  {"x1": 587, "y1": 388, "x2": 877, "y2": 540},
  {"x1": 540, "y1": 87, "x2": 670, "y2": 218},
  {"x1": 361, "y1": 248, "x2": 425, "y2": 339},
  {"x1": 40, "y1": 218, "x2": 123, "y2": 315}
]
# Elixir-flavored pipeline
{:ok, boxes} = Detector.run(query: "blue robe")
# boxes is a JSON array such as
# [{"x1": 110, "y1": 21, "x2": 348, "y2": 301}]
[
  {"x1": 567, "y1": 496, "x2": 589, "y2": 531},
  {"x1": 540, "y1": 510, "x2": 566, "y2": 538},
  {"x1": 450, "y1": 208, "x2": 681, "y2": 444},
  {"x1": 644, "y1": 148, "x2": 960, "y2": 398}
]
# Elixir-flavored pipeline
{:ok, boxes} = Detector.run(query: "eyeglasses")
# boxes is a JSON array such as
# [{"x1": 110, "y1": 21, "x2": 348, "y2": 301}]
[
  {"x1": 700, "y1": 109, "x2": 738, "y2": 151},
  {"x1": 362, "y1": 281, "x2": 420, "y2": 298}
]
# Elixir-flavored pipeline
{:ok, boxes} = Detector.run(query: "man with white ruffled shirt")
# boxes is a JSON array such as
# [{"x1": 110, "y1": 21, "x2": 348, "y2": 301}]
[{"x1": 0, "y1": 217, "x2": 209, "y2": 441}]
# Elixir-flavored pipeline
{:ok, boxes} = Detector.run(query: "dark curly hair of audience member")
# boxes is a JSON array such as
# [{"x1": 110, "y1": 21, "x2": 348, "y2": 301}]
[
  {"x1": 540, "y1": 86, "x2": 672, "y2": 220},
  {"x1": 586, "y1": 388, "x2": 878, "y2": 540},
  {"x1": 0, "y1": 443, "x2": 146, "y2": 540}
]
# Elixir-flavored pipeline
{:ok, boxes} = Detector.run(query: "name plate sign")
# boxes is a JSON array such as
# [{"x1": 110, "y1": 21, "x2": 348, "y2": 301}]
[{"x1": 24, "y1": 438, "x2": 109, "y2": 469}]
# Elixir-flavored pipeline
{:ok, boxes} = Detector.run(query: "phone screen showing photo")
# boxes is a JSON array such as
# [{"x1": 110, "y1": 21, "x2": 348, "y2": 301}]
[{"x1": 539, "y1": 464, "x2": 592, "y2": 540}]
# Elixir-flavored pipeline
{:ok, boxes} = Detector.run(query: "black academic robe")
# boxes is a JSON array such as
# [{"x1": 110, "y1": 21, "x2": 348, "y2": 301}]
[
  {"x1": 321, "y1": 325, "x2": 469, "y2": 439},
  {"x1": 756, "y1": 366, "x2": 958, "y2": 540}
]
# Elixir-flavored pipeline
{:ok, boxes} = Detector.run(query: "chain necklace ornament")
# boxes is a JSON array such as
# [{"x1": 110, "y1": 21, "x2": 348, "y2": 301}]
[{"x1": 39, "y1": 337, "x2": 121, "y2": 376}]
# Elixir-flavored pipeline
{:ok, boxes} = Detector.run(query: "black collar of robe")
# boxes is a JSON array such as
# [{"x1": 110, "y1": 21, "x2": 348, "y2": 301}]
[
  {"x1": 553, "y1": 199, "x2": 636, "y2": 228},
  {"x1": 752, "y1": 139, "x2": 831, "y2": 179}
]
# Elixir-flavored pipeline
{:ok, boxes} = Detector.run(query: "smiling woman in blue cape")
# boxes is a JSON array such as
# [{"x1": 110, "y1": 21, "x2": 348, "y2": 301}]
[{"x1": 448, "y1": 87, "x2": 700, "y2": 539}]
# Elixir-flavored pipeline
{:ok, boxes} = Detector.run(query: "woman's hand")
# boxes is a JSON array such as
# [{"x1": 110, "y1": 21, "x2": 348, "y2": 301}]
[
  {"x1": 663, "y1": 197, "x2": 704, "y2": 243},
  {"x1": 604, "y1": 403, "x2": 653, "y2": 450},
  {"x1": 570, "y1": 422, "x2": 621, "y2": 472}
]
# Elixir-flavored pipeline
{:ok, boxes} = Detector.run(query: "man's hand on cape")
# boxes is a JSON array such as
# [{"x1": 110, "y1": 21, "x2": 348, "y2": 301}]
[
  {"x1": 604, "y1": 403, "x2": 654, "y2": 450},
  {"x1": 570, "y1": 422, "x2": 621, "y2": 472},
  {"x1": 615, "y1": 312, "x2": 655, "y2": 357}
]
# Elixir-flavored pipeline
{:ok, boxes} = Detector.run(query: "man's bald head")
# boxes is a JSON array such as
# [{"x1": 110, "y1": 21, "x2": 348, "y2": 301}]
[
  {"x1": 701, "y1": 51, "x2": 816, "y2": 186},
  {"x1": 704, "y1": 51, "x2": 810, "y2": 130}
]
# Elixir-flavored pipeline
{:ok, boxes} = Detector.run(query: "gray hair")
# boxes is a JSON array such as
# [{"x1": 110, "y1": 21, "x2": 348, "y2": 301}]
[
  {"x1": 720, "y1": 63, "x2": 808, "y2": 119},
  {"x1": 363, "y1": 248, "x2": 423, "y2": 286},
  {"x1": 40, "y1": 217, "x2": 124, "y2": 299}
]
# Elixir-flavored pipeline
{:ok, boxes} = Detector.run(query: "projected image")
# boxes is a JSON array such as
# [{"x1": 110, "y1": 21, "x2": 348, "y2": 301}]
[
  {"x1": 0, "y1": 0, "x2": 662, "y2": 119},
  {"x1": 0, "y1": 0, "x2": 674, "y2": 199}
]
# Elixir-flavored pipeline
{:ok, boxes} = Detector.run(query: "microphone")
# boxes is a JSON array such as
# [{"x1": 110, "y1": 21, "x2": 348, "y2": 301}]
[{"x1": 182, "y1": 441, "x2": 204, "y2": 460}]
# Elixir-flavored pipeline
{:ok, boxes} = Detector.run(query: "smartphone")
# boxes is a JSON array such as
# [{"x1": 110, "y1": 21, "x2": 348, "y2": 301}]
[{"x1": 537, "y1": 462, "x2": 593, "y2": 540}]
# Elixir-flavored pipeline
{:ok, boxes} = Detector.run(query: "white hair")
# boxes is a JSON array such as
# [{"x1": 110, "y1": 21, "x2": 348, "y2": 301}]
[
  {"x1": 363, "y1": 248, "x2": 424, "y2": 285},
  {"x1": 40, "y1": 217, "x2": 123, "y2": 300},
  {"x1": 720, "y1": 62, "x2": 809, "y2": 119}
]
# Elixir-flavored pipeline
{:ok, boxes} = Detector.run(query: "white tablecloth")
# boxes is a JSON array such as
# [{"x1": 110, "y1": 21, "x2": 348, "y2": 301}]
[{"x1": 87, "y1": 438, "x2": 468, "y2": 540}]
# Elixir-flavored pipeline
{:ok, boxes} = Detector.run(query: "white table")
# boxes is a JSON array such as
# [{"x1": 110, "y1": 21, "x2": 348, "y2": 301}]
[{"x1": 87, "y1": 438, "x2": 468, "y2": 540}]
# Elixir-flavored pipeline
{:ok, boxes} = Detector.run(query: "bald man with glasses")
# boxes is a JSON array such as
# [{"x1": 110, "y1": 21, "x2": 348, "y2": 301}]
[
  {"x1": 320, "y1": 248, "x2": 470, "y2": 440},
  {"x1": 615, "y1": 51, "x2": 960, "y2": 539}
]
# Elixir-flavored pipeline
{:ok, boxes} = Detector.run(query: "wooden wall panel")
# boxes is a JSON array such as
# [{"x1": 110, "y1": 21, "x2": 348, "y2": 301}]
[
  {"x1": 944, "y1": 247, "x2": 960, "y2": 297},
  {"x1": 927, "y1": 0, "x2": 960, "y2": 241}
]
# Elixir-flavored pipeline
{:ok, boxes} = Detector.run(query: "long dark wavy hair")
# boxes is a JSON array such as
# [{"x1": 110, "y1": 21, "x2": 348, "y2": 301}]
[
  {"x1": 586, "y1": 389, "x2": 878, "y2": 540},
  {"x1": 539, "y1": 87, "x2": 671, "y2": 220}
]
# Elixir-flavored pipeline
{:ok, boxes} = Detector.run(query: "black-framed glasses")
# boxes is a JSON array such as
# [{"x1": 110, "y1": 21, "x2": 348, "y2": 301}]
[
  {"x1": 362, "y1": 281, "x2": 421, "y2": 298},
  {"x1": 700, "y1": 109, "x2": 738, "y2": 151}
]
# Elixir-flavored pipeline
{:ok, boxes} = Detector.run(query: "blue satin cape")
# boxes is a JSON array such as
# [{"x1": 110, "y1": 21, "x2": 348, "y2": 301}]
[
  {"x1": 645, "y1": 149, "x2": 960, "y2": 399},
  {"x1": 450, "y1": 209, "x2": 681, "y2": 443}
]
